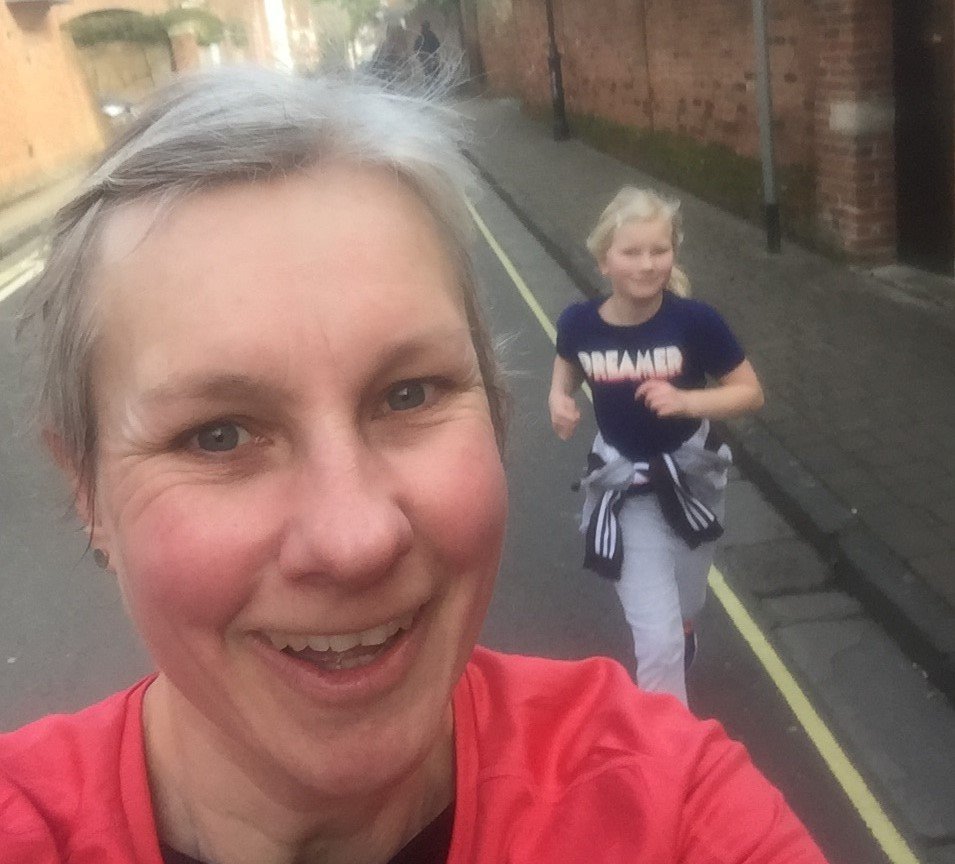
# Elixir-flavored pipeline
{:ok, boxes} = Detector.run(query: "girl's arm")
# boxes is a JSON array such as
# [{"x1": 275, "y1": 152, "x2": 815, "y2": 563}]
[
  {"x1": 635, "y1": 359, "x2": 764, "y2": 420},
  {"x1": 549, "y1": 355, "x2": 585, "y2": 440}
]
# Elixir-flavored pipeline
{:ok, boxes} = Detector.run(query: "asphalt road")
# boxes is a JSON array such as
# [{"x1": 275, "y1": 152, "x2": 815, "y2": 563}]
[{"x1": 0, "y1": 189, "x2": 928, "y2": 863}]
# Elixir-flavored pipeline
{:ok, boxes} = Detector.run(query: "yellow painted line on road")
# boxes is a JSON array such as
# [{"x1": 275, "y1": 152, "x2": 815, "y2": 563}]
[
  {"x1": 469, "y1": 203, "x2": 592, "y2": 401},
  {"x1": 708, "y1": 569, "x2": 920, "y2": 864},
  {"x1": 0, "y1": 254, "x2": 43, "y2": 305},
  {"x1": 469, "y1": 202, "x2": 556, "y2": 342},
  {"x1": 470, "y1": 199, "x2": 922, "y2": 864}
]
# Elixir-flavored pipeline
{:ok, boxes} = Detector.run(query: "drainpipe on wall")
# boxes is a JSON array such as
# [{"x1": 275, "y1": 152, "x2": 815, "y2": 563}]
[
  {"x1": 638, "y1": 0, "x2": 655, "y2": 130},
  {"x1": 543, "y1": 0, "x2": 570, "y2": 140},
  {"x1": 752, "y1": 0, "x2": 781, "y2": 252}
]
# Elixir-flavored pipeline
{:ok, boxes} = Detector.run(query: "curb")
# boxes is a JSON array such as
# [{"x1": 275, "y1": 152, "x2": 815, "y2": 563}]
[
  {"x1": 726, "y1": 418, "x2": 955, "y2": 699},
  {"x1": 467, "y1": 149, "x2": 955, "y2": 704}
]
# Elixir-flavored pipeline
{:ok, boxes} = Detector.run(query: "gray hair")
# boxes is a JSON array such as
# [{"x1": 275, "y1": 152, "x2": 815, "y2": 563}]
[{"x1": 21, "y1": 65, "x2": 508, "y2": 496}]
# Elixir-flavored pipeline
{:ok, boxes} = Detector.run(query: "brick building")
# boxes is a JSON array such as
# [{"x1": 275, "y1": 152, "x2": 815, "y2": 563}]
[
  {"x1": 463, "y1": 0, "x2": 955, "y2": 273},
  {"x1": 1, "y1": 0, "x2": 106, "y2": 203},
  {"x1": 1, "y1": 0, "x2": 317, "y2": 208}
]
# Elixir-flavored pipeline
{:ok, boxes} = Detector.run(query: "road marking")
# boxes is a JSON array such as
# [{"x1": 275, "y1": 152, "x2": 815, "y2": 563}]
[
  {"x1": 470, "y1": 202, "x2": 556, "y2": 342},
  {"x1": 0, "y1": 254, "x2": 43, "y2": 305},
  {"x1": 708, "y1": 569, "x2": 919, "y2": 864},
  {"x1": 469, "y1": 203, "x2": 592, "y2": 401},
  {"x1": 470, "y1": 199, "x2": 922, "y2": 864}
]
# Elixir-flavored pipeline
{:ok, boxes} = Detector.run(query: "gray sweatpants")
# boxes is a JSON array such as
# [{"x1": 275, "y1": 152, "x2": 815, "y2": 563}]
[{"x1": 580, "y1": 421, "x2": 731, "y2": 705}]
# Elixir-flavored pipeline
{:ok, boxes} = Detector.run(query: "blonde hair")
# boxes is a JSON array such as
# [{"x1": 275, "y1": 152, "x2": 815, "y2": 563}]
[{"x1": 586, "y1": 186, "x2": 690, "y2": 297}]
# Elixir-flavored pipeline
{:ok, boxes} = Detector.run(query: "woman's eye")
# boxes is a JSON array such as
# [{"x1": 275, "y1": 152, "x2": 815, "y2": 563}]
[
  {"x1": 386, "y1": 381, "x2": 430, "y2": 412},
  {"x1": 193, "y1": 422, "x2": 250, "y2": 452}
]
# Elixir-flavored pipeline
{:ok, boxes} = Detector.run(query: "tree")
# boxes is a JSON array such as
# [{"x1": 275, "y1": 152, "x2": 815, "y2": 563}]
[{"x1": 332, "y1": 0, "x2": 381, "y2": 38}]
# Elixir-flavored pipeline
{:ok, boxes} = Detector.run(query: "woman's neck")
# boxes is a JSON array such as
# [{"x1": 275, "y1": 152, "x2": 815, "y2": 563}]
[
  {"x1": 142, "y1": 676, "x2": 455, "y2": 864},
  {"x1": 599, "y1": 291, "x2": 665, "y2": 326}
]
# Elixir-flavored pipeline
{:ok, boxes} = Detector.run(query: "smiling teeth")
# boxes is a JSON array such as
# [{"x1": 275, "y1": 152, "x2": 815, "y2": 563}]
[{"x1": 266, "y1": 612, "x2": 414, "y2": 653}]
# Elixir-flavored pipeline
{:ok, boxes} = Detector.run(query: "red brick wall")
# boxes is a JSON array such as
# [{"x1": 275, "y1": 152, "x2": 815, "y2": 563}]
[
  {"x1": 467, "y1": 0, "x2": 901, "y2": 262},
  {"x1": 812, "y1": 0, "x2": 895, "y2": 262},
  {"x1": 558, "y1": 0, "x2": 651, "y2": 129},
  {"x1": 511, "y1": 0, "x2": 549, "y2": 105},
  {"x1": 0, "y1": 2, "x2": 105, "y2": 203},
  {"x1": 511, "y1": 0, "x2": 819, "y2": 168},
  {"x1": 471, "y1": 0, "x2": 520, "y2": 95},
  {"x1": 650, "y1": 0, "x2": 818, "y2": 167}
]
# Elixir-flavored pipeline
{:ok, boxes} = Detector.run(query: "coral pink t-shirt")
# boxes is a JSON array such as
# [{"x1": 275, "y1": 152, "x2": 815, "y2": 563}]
[{"x1": 0, "y1": 647, "x2": 827, "y2": 863}]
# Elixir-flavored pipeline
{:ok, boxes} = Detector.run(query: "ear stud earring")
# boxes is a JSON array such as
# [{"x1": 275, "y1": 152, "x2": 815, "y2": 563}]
[{"x1": 92, "y1": 548, "x2": 110, "y2": 569}]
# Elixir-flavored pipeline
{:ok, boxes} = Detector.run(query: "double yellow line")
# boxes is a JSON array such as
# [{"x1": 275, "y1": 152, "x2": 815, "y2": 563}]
[{"x1": 468, "y1": 200, "x2": 920, "y2": 864}]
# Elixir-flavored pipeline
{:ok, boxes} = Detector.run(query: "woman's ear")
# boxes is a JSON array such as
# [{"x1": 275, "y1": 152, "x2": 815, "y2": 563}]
[{"x1": 44, "y1": 430, "x2": 117, "y2": 574}]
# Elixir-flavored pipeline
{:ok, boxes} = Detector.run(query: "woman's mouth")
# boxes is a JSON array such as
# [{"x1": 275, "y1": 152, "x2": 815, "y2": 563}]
[{"x1": 262, "y1": 612, "x2": 415, "y2": 672}]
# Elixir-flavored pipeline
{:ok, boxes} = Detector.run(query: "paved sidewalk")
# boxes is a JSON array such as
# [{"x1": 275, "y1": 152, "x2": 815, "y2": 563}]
[{"x1": 461, "y1": 96, "x2": 955, "y2": 696}]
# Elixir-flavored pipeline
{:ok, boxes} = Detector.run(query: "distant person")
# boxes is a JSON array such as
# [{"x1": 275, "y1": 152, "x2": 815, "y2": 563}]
[
  {"x1": 549, "y1": 187, "x2": 765, "y2": 705},
  {"x1": 2, "y1": 71, "x2": 825, "y2": 863},
  {"x1": 370, "y1": 22, "x2": 411, "y2": 84},
  {"x1": 414, "y1": 20, "x2": 441, "y2": 83}
]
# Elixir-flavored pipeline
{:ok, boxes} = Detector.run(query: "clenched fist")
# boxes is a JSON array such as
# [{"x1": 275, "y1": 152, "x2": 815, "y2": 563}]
[{"x1": 549, "y1": 392, "x2": 581, "y2": 440}]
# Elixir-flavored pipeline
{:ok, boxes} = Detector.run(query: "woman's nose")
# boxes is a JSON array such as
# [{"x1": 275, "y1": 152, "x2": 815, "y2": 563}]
[{"x1": 277, "y1": 439, "x2": 414, "y2": 588}]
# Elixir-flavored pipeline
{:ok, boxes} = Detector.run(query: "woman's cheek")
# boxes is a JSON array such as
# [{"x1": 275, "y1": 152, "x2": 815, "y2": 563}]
[
  {"x1": 115, "y1": 483, "x2": 280, "y2": 628},
  {"x1": 413, "y1": 424, "x2": 508, "y2": 567}
]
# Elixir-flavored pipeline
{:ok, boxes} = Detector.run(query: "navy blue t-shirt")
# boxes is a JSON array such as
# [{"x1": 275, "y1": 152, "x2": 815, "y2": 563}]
[{"x1": 555, "y1": 291, "x2": 745, "y2": 461}]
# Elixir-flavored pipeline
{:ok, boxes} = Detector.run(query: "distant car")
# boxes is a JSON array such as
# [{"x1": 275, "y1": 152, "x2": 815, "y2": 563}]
[{"x1": 98, "y1": 97, "x2": 137, "y2": 122}]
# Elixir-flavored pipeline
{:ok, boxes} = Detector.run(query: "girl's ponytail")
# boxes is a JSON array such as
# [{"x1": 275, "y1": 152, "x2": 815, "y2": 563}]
[{"x1": 668, "y1": 265, "x2": 691, "y2": 297}]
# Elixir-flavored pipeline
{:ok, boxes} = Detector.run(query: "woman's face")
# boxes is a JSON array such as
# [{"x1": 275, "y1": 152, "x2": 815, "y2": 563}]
[{"x1": 86, "y1": 165, "x2": 507, "y2": 797}]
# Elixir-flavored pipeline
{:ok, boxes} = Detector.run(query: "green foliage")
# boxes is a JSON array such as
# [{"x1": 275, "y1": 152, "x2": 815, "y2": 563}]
[
  {"x1": 224, "y1": 18, "x2": 248, "y2": 49},
  {"x1": 65, "y1": 6, "x2": 228, "y2": 49},
  {"x1": 327, "y1": 0, "x2": 381, "y2": 35},
  {"x1": 160, "y1": 7, "x2": 225, "y2": 47},
  {"x1": 65, "y1": 9, "x2": 169, "y2": 47}
]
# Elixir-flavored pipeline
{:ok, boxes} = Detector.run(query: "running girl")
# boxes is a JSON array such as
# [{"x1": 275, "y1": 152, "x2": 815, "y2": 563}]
[{"x1": 549, "y1": 187, "x2": 764, "y2": 705}]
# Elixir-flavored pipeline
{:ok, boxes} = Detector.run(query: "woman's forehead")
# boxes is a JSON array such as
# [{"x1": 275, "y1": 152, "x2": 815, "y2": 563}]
[
  {"x1": 93, "y1": 167, "x2": 460, "y2": 310},
  {"x1": 96, "y1": 196, "x2": 168, "y2": 271},
  {"x1": 95, "y1": 164, "x2": 449, "y2": 268},
  {"x1": 89, "y1": 167, "x2": 469, "y2": 393}
]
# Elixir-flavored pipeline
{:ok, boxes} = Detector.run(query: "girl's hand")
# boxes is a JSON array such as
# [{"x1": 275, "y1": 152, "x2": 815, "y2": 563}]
[
  {"x1": 548, "y1": 355, "x2": 585, "y2": 440},
  {"x1": 549, "y1": 392, "x2": 581, "y2": 440},
  {"x1": 635, "y1": 361, "x2": 764, "y2": 420},
  {"x1": 635, "y1": 379, "x2": 692, "y2": 418}
]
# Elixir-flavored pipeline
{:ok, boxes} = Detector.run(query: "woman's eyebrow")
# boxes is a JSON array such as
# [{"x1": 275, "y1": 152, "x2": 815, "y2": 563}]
[
  {"x1": 373, "y1": 326, "x2": 473, "y2": 369},
  {"x1": 136, "y1": 327, "x2": 474, "y2": 407},
  {"x1": 138, "y1": 373, "x2": 294, "y2": 408}
]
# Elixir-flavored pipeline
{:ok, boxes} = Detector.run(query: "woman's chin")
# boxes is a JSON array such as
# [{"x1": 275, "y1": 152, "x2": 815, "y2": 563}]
[{"x1": 264, "y1": 700, "x2": 453, "y2": 806}]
